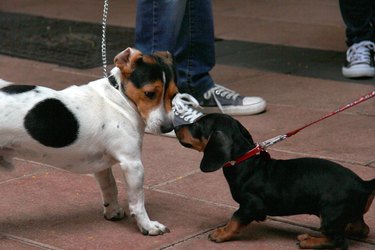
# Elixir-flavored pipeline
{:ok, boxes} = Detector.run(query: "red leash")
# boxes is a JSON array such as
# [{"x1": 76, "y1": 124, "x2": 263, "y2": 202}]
[{"x1": 224, "y1": 90, "x2": 375, "y2": 167}]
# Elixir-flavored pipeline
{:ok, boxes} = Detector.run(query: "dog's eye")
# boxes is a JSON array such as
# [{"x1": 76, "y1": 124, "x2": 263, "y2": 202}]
[{"x1": 144, "y1": 91, "x2": 156, "y2": 99}]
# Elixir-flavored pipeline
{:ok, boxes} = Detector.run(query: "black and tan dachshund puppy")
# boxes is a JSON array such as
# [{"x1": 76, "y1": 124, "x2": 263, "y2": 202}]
[{"x1": 175, "y1": 113, "x2": 375, "y2": 249}]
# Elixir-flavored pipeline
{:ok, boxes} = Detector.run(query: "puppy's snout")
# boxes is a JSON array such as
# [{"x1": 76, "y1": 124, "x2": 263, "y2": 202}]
[{"x1": 161, "y1": 123, "x2": 174, "y2": 133}]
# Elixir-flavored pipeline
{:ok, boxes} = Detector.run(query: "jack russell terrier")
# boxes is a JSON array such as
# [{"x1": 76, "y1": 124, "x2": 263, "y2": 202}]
[{"x1": 0, "y1": 47, "x2": 178, "y2": 236}]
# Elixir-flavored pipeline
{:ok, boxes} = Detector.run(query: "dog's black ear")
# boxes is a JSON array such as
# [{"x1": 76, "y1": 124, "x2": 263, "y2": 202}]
[
  {"x1": 236, "y1": 120, "x2": 255, "y2": 145},
  {"x1": 200, "y1": 130, "x2": 232, "y2": 172}
]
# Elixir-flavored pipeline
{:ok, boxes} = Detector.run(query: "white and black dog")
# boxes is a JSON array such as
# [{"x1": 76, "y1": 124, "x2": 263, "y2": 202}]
[{"x1": 0, "y1": 48, "x2": 178, "y2": 235}]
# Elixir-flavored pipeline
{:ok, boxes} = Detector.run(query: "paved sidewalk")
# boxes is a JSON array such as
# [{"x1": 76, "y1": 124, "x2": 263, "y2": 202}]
[{"x1": 0, "y1": 1, "x2": 374, "y2": 249}]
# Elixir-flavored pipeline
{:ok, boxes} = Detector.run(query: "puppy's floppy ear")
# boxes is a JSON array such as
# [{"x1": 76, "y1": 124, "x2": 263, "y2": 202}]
[
  {"x1": 114, "y1": 47, "x2": 141, "y2": 77},
  {"x1": 236, "y1": 120, "x2": 255, "y2": 145},
  {"x1": 200, "y1": 130, "x2": 232, "y2": 173}
]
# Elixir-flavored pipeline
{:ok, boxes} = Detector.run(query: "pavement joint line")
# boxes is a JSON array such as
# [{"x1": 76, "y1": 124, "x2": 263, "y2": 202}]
[
  {"x1": 147, "y1": 169, "x2": 201, "y2": 189},
  {"x1": 266, "y1": 102, "x2": 374, "y2": 117},
  {"x1": 158, "y1": 223, "x2": 227, "y2": 250},
  {"x1": 365, "y1": 160, "x2": 375, "y2": 167},
  {"x1": 267, "y1": 217, "x2": 375, "y2": 245},
  {"x1": 150, "y1": 189, "x2": 375, "y2": 246},
  {"x1": 159, "y1": 215, "x2": 375, "y2": 249},
  {"x1": 269, "y1": 148, "x2": 368, "y2": 167},
  {"x1": 0, "y1": 232, "x2": 62, "y2": 250},
  {"x1": 151, "y1": 187, "x2": 238, "y2": 210},
  {"x1": 0, "y1": 167, "x2": 49, "y2": 185},
  {"x1": 0, "y1": 171, "x2": 42, "y2": 185}
]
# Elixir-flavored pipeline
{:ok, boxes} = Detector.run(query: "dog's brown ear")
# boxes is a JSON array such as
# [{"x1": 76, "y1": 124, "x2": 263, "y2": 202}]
[
  {"x1": 200, "y1": 130, "x2": 232, "y2": 172},
  {"x1": 114, "y1": 47, "x2": 142, "y2": 77}
]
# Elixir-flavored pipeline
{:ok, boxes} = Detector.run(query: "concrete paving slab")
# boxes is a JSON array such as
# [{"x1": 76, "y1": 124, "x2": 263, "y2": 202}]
[
  {"x1": 0, "y1": 159, "x2": 46, "y2": 183},
  {"x1": 215, "y1": 40, "x2": 374, "y2": 84},
  {"x1": 210, "y1": 65, "x2": 375, "y2": 114},
  {"x1": 233, "y1": 107, "x2": 375, "y2": 165},
  {"x1": 165, "y1": 220, "x2": 375, "y2": 250},
  {"x1": 154, "y1": 149, "x2": 375, "y2": 238},
  {"x1": 212, "y1": 0, "x2": 346, "y2": 51},
  {"x1": 0, "y1": 166, "x2": 236, "y2": 250},
  {"x1": 0, "y1": 1, "x2": 374, "y2": 249},
  {"x1": 0, "y1": 0, "x2": 345, "y2": 51},
  {"x1": 0, "y1": 237, "x2": 42, "y2": 250},
  {"x1": 0, "y1": 55, "x2": 98, "y2": 88},
  {"x1": 141, "y1": 135, "x2": 201, "y2": 188}
]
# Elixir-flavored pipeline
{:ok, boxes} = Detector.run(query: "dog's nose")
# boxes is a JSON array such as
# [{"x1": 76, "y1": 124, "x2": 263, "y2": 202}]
[{"x1": 161, "y1": 123, "x2": 174, "y2": 133}]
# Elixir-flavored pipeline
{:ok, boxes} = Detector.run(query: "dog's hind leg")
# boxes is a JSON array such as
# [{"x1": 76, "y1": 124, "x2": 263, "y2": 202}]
[
  {"x1": 310, "y1": 210, "x2": 348, "y2": 250},
  {"x1": 0, "y1": 149, "x2": 15, "y2": 171},
  {"x1": 94, "y1": 168, "x2": 125, "y2": 221},
  {"x1": 297, "y1": 234, "x2": 340, "y2": 249}
]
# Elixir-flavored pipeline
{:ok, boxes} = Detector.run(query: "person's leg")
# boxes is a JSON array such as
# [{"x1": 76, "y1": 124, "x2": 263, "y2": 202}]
[
  {"x1": 174, "y1": 0, "x2": 266, "y2": 115},
  {"x1": 135, "y1": 0, "x2": 186, "y2": 54},
  {"x1": 339, "y1": 0, "x2": 375, "y2": 78},
  {"x1": 135, "y1": 0, "x2": 213, "y2": 96},
  {"x1": 339, "y1": 0, "x2": 374, "y2": 46},
  {"x1": 135, "y1": 0, "x2": 266, "y2": 117},
  {"x1": 174, "y1": 0, "x2": 215, "y2": 98}
]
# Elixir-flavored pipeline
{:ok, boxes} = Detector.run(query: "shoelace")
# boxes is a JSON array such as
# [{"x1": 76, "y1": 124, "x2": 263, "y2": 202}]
[
  {"x1": 203, "y1": 84, "x2": 240, "y2": 113},
  {"x1": 346, "y1": 41, "x2": 375, "y2": 65},
  {"x1": 172, "y1": 93, "x2": 203, "y2": 123}
]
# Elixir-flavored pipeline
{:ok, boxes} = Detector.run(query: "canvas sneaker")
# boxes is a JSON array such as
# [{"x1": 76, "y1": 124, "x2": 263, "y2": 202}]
[
  {"x1": 198, "y1": 84, "x2": 266, "y2": 115},
  {"x1": 342, "y1": 41, "x2": 375, "y2": 78},
  {"x1": 172, "y1": 93, "x2": 204, "y2": 127},
  {"x1": 161, "y1": 93, "x2": 204, "y2": 138}
]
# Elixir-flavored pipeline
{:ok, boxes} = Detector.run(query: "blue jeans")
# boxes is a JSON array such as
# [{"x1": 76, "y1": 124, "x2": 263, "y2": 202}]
[
  {"x1": 135, "y1": 0, "x2": 215, "y2": 99},
  {"x1": 339, "y1": 0, "x2": 375, "y2": 46}
]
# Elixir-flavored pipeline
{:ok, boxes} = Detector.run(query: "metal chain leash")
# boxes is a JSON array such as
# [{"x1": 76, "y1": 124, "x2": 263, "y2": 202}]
[{"x1": 101, "y1": 0, "x2": 109, "y2": 77}]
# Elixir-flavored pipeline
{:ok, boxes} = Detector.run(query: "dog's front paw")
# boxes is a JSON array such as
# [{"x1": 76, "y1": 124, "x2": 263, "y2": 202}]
[
  {"x1": 141, "y1": 221, "x2": 170, "y2": 236},
  {"x1": 209, "y1": 227, "x2": 235, "y2": 243},
  {"x1": 103, "y1": 206, "x2": 126, "y2": 221},
  {"x1": 297, "y1": 233, "x2": 340, "y2": 249}
]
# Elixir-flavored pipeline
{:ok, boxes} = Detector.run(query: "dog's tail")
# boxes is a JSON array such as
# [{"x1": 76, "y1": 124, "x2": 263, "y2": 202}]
[{"x1": 363, "y1": 178, "x2": 375, "y2": 214}]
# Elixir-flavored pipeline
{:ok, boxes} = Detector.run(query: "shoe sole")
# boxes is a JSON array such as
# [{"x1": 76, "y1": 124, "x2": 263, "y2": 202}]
[
  {"x1": 199, "y1": 99, "x2": 267, "y2": 115},
  {"x1": 161, "y1": 130, "x2": 176, "y2": 138},
  {"x1": 342, "y1": 65, "x2": 375, "y2": 78}
]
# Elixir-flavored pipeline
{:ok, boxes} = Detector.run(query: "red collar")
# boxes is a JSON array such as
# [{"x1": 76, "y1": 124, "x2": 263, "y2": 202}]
[{"x1": 223, "y1": 144, "x2": 270, "y2": 168}]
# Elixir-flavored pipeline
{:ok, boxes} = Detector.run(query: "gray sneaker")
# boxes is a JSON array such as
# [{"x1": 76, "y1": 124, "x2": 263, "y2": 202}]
[
  {"x1": 342, "y1": 41, "x2": 375, "y2": 78},
  {"x1": 160, "y1": 93, "x2": 203, "y2": 138},
  {"x1": 172, "y1": 93, "x2": 204, "y2": 127},
  {"x1": 199, "y1": 84, "x2": 266, "y2": 115}
]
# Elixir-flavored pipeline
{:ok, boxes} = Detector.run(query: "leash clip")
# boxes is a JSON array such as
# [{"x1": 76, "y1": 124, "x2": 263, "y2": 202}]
[{"x1": 259, "y1": 134, "x2": 287, "y2": 150}]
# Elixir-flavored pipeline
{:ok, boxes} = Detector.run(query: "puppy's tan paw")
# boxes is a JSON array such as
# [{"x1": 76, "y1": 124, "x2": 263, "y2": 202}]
[
  {"x1": 208, "y1": 227, "x2": 235, "y2": 243},
  {"x1": 297, "y1": 234, "x2": 337, "y2": 249}
]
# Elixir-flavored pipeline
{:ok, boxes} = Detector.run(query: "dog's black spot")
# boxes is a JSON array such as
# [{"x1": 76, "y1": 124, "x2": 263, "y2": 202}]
[
  {"x1": 24, "y1": 98, "x2": 79, "y2": 148},
  {"x1": 129, "y1": 56, "x2": 173, "y2": 92},
  {"x1": 102, "y1": 124, "x2": 106, "y2": 130},
  {"x1": 0, "y1": 85, "x2": 37, "y2": 94}
]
